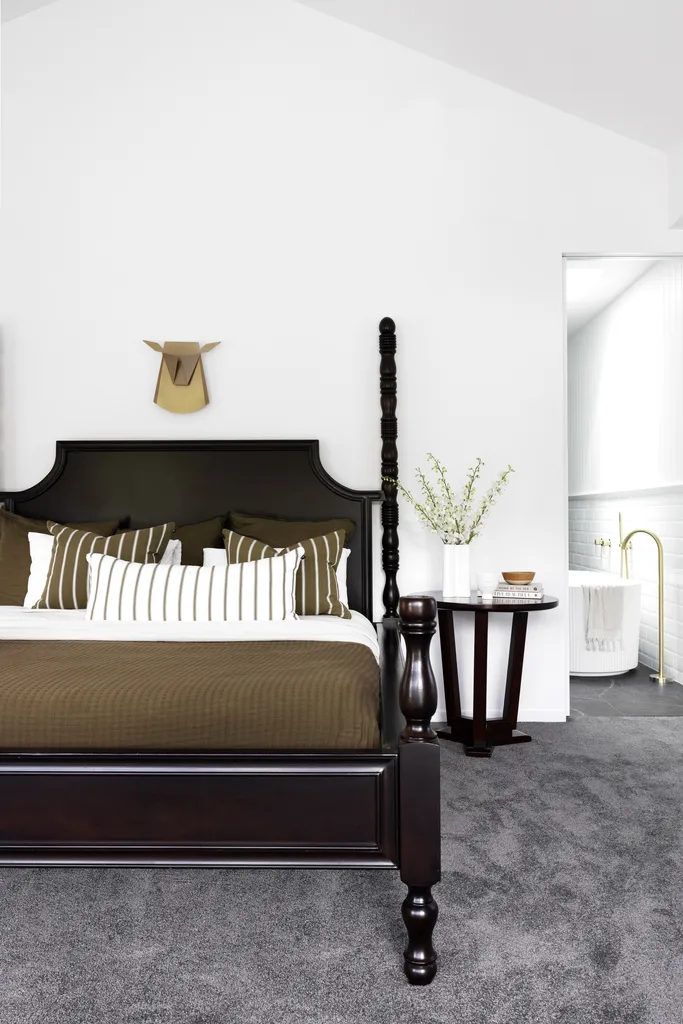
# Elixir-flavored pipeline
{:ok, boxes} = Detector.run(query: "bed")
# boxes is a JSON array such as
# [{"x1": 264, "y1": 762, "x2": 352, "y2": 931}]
[{"x1": 0, "y1": 318, "x2": 441, "y2": 985}]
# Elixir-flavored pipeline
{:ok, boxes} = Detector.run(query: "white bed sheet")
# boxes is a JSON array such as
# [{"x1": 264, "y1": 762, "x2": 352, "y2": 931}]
[{"x1": 0, "y1": 607, "x2": 379, "y2": 661}]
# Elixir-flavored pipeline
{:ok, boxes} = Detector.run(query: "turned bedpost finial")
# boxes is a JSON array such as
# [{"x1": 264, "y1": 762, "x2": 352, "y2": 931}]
[
  {"x1": 380, "y1": 317, "x2": 399, "y2": 619},
  {"x1": 398, "y1": 595, "x2": 438, "y2": 742}
]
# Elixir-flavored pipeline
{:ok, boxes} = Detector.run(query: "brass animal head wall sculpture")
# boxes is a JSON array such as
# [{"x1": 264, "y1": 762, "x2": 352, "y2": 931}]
[{"x1": 144, "y1": 341, "x2": 220, "y2": 414}]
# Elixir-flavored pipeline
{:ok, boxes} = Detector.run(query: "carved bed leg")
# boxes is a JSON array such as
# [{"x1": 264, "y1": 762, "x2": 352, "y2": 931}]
[
  {"x1": 398, "y1": 595, "x2": 440, "y2": 985},
  {"x1": 402, "y1": 886, "x2": 439, "y2": 985}
]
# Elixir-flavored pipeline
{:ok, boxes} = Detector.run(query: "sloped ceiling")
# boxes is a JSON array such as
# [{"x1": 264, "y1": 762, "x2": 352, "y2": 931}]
[
  {"x1": 6, "y1": 0, "x2": 682, "y2": 151},
  {"x1": 566, "y1": 259, "x2": 660, "y2": 337},
  {"x1": 298, "y1": 0, "x2": 683, "y2": 151},
  {"x1": 3, "y1": 0, "x2": 61, "y2": 21}
]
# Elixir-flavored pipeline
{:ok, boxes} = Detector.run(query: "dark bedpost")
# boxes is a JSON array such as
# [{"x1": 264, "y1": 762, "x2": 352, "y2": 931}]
[
  {"x1": 380, "y1": 316, "x2": 399, "y2": 619},
  {"x1": 398, "y1": 594, "x2": 440, "y2": 985}
]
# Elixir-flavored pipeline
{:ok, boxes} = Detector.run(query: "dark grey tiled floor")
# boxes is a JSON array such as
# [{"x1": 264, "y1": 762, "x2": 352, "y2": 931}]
[{"x1": 570, "y1": 662, "x2": 683, "y2": 717}]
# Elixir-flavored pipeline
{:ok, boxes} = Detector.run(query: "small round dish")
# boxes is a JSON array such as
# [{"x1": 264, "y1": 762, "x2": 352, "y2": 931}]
[{"x1": 502, "y1": 571, "x2": 535, "y2": 585}]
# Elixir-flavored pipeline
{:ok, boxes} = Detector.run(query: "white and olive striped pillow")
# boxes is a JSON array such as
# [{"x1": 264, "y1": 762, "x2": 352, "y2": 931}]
[
  {"x1": 222, "y1": 527, "x2": 351, "y2": 619},
  {"x1": 85, "y1": 547, "x2": 302, "y2": 622},
  {"x1": 35, "y1": 521, "x2": 175, "y2": 610}
]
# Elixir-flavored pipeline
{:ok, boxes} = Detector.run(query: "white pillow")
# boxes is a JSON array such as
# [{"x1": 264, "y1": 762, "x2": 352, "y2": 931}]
[
  {"x1": 160, "y1": 538, "x2": 182, "y2": 566},
  {"x1": 203, "y1": 547, "x2": 227, "y2": 568},
  {"x1": 336, "y1": 548, "x2": 350, "y2": 607},
  {"x1": 86, "y1": 547, "x2": 303, "y2": 622},
  {"x1": 25, "y1": 532, "x2": 55, "y2": 608},
  {"x1": 202, "y1": 545, "x2": 351, "y2": 606}
]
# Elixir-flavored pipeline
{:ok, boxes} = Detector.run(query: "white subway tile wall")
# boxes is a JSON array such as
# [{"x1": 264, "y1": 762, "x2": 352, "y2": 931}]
[{"x1": 569, "y1": 490, "x2": 683, "y2": 679}]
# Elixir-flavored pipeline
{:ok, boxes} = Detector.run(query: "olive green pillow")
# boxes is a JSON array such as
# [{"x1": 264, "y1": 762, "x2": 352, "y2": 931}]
[
  {"x1": 0, "y1": 508, "x2": 120, "y2": 607},
  {"x1": 228, "y1": 512, "x2": 356, "y2": 547},
  {"x1": 171, "y1": 516, "x2": 226, "y2": 566},
  {"x1": 223, "y1": 527, "x2": 351, "y2": 619},
  {"x1": 36, "y1": 520, "x2": 175, "y2": 610}
]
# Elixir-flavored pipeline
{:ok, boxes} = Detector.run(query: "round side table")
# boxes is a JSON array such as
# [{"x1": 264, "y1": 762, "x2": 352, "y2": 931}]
[{"x1": 420, "y1": 590, "x2": 559, "y2": 758}]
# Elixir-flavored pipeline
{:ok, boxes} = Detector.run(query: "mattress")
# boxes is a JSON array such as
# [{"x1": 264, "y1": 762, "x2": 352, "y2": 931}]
[
  {"x1": 0, "y1": 611, "x2": 380, "y2": 751},
  {"x1": 0, "y1": 607, "x2": 379, "y2": 657}
]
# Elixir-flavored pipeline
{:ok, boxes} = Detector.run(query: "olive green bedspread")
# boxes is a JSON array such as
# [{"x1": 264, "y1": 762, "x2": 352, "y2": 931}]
[{"x1": 0, "y1": 640, "x2": 380, "y2": 751}]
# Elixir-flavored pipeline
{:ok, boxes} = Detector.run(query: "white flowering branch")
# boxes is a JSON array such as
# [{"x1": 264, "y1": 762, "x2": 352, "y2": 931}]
[{"x1": 386, "y1": 454, "x2": 514, "y2": 545}]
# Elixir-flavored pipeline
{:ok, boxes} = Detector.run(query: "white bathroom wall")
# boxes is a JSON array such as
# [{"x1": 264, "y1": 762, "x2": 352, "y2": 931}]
[
  {"x1": 568, "y1": 258, "x2": 683, "y2": 497},
  {"x1": 568, "y1": 490, "x2": 683, "y2": 678},
  {"x1": 568, "y1": 257, "x2": 683, "y2": 679},
  {"x1": 0, "y1": 0, "x2": 680, "y2": 720}
]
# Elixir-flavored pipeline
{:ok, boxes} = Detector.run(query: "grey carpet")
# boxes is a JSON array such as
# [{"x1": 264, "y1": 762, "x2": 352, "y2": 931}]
[{"x1": 1, "y1": 718, "x2": 682, "y2": 1024}]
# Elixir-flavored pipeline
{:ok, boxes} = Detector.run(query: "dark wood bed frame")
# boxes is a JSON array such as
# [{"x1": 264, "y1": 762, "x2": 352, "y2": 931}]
[{"x1": 0, "y1": 318, "x2": 441, "y2": 985}]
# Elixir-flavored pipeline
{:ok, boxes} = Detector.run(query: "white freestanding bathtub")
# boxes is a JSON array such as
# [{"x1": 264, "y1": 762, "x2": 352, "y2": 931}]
[{"x1": 568, "y1": 570, "x2": 641, "y2": 676}]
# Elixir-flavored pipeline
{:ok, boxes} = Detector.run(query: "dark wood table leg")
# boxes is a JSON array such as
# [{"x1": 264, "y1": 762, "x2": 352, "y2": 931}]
[
  {"x1": 435, "y1": 610, "x2": 464, "y2": 744},
  {"x1": 466, "y1": 610, "x2": 491, "y2": 757},
  {"x1": 499, "y1": 611, "x2": 532, "y2": 746}
]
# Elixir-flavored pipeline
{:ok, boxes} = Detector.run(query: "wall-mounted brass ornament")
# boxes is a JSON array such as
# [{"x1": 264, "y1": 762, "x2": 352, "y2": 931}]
[{"x1": 144, "y1": 341, "x2": 220, "y2": 414}]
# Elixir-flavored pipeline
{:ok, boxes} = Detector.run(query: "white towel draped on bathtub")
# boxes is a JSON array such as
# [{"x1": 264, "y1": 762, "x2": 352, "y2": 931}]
[{"x1": 583, "y1": 584, "x2": 624, "y2": 651}]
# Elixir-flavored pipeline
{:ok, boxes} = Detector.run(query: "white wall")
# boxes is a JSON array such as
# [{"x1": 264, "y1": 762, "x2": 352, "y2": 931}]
[
  {"x1": 569, "y1": 259, "x2": 683, "y2": 497},
  {"x1": 568, "y1": 258, "x2": 683, "y2": 677},
  {"x1": 669, "y1": 138, "x2": 683, "y2": 229},
  {"x1": 0, "y1": 0, "x2": 679, "y2": 721}
]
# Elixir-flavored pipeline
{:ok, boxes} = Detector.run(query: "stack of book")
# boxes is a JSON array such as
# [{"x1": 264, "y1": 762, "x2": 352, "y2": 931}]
[{"x1": 493, "y1": 581, "x2": 544, "y2": 601}]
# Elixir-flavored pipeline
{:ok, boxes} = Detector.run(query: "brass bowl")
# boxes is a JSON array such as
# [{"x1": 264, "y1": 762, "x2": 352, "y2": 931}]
[{"x1": 502, "y1": 571, "x2": 535, "y2": 586}]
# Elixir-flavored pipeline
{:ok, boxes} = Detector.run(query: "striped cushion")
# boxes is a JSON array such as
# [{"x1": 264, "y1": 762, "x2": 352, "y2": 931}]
[
  {"x1": 222, "y1": 528, "x2": 351, "y2": 619},
  {"x1": 85, "y1": 547, "x2": 302, "y2": 622},
  {"x1": 35, "y1": 521, "x2": 175, "y2": 610},
  {"x1": 223, "y1": 531, "x2": 272, "y2": 563}
]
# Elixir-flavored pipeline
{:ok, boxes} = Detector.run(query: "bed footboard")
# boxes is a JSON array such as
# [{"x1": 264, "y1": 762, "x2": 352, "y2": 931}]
[{"x1": 0, "y1": 754, "x2": 398, "y2": 867}]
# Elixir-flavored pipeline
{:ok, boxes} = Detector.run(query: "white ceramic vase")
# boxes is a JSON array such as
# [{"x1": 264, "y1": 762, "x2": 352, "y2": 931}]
[{"x1": 442, "y1": 543, "x2": 471, "y2": 599}]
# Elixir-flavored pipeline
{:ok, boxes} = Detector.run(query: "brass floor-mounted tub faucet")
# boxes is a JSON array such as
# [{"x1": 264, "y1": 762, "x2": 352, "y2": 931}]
[{"x1": 620, "y1": 522, "x2": 673, "y2": 685}]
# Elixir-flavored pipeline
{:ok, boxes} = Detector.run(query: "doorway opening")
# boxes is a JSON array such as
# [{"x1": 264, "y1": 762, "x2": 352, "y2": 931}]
[{"x1": 565, "y1": 255, "x2": 683, "y2": 717}]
